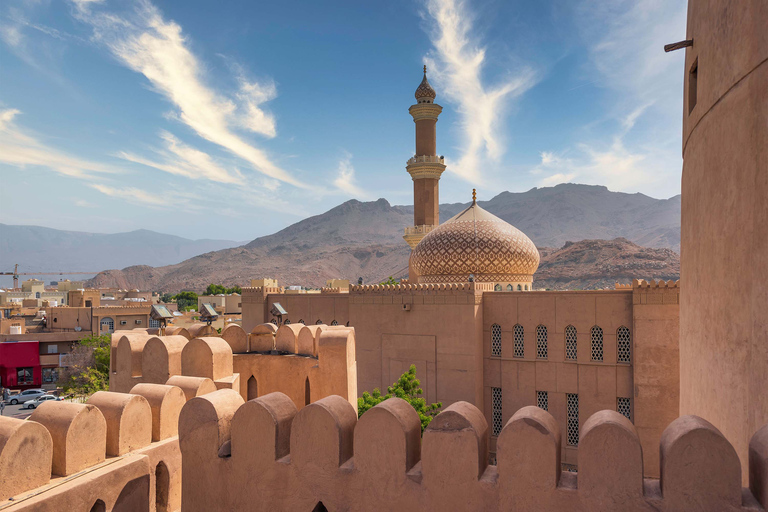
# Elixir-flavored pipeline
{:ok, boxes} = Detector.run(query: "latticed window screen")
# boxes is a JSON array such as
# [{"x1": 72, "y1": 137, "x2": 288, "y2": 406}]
[
  {"x1": 536, "y1": 325, "x2": 548, "y2": 359},
  {"x1": 513, "y1": 324, "x2": 524, "y2": 358},
  {"x1": 284, "y1": 319, "x2": 291, "y2": 325},
  {"x1": 591, "y1": 326, "x2": 604, "y2": 362},
  {"x1": 617, "y1": 326, "x2": 631, "y2": 363},
  {"x1": 617, "y1": 397, "x2": 632, "y2": 420},
  {"x1": 492, "y1": 387, "x2": 503, "y2": 436},
  {"x1": 331, "y1": 320, "x2": 338, "y2": 326},
  {"x1": 567, "y1": 393, "x2": 579, "y2": 446},
  {"x1": 565, "y1": 325, "x2": 577, "y2": 361},
  {"x1": 491, "y1": 324, "x2": 502, "y2": 357},
  {"x1": 149, "y1": 318, "x2": 161, "y2": 328},
  {"x1": 537, "y1": 390, "x2": 548, "y2": 411}
]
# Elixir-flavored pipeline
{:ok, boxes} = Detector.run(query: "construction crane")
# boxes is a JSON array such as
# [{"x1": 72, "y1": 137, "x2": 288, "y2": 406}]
[{"x1": 1, "y1": 264, "x2": 100, "y2": 289}]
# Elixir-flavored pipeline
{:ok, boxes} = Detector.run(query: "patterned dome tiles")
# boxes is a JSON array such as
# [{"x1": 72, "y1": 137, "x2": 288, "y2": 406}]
[{"x1": 410, "y1": 203, "x2": 540, "y2": 283}]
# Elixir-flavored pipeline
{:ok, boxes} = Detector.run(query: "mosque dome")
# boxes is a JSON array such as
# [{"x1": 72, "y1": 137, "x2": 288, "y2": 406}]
[
  {"x1": 410, "y1": 200, "x2": 540, "y2": 284},
  {"x1": 414, "y1": 66, "x2": 436, "y2": 101}
]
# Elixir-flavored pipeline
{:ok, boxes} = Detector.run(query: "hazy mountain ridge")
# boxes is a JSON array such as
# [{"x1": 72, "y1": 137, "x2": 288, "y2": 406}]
[
  {"x1": 85, "y1": 184, "x2": 681, "y2": 292},
  {"x1": 0, "y1": 224, "x2": 244, "y2": 279}
]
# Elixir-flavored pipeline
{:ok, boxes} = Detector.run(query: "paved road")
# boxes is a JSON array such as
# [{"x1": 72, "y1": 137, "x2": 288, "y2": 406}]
[{"x1": 0, "y1": 403, "x2": 34, "y2": 420}]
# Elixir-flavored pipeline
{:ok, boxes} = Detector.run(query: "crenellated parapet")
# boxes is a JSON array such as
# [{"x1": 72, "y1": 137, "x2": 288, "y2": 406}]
[
  {"x1": 632, "y1": 279, "x2": 681, "y2": 305},
  {"x1": 0, "y1": 383, "x2": 187, "y2": 511},
  {"x1": 179, "y1": 392, "x2": 768, "y2": 512},
  {"x1": 349, "y1": 282, "x2": 492, "y2": 306}
]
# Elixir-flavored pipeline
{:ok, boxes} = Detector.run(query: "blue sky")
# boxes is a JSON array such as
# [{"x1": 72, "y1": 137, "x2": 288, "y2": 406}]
[{"x1": 0, "y1": 0, "x2": 687, "y2": 241}]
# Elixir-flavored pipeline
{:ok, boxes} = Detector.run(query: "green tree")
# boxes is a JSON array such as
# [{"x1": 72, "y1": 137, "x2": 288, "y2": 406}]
[
  {"x1": 357, "y1": 365, "x2": 441, "y2": 433},
  {"x1": 159, "y1": 292, "x2": 174, "y2": 303},
  {"x1": 173, "y1": 291, "x2": 198, "y2": 311},
  {"x1": 225, "y1": 285, "x2": 242, "y2": 294},
  {"x1": 60, "y1": 333, "x2": 111, "y2": 398},
  {"x1": 204, "y1": 284, "x2": 226, "y2": 296},
  {"x1": 379, "y1": 276, "x2": 398, "y2": 286}
]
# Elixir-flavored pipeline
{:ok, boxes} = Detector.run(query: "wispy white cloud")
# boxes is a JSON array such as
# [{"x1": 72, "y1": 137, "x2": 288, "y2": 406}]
[
  {"x1": 89, "y1": 183, "x2": 200, "y2": 210},
  {"x1": 118, "y1": 131, "x2": 242, "y2": 184},
  {"x1": 333, "y1": 152, "x2": 367, "y2": 198},
  {"x1": 423, "y1": 0, "x2": 537, "y2": 182},
  {"x1": 0, "y1": 108, "x2": 120, "y2": 179},
  {"x1": 531, "y1": 0, "x2": 686, "y2": 196},
  {"x1": 72, "y1": 0, "x2": 304, "y2": 188}
]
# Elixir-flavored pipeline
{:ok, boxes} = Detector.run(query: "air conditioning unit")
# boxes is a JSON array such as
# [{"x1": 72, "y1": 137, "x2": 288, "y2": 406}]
[
  {"x1": 120, "y1": 320, "x2": 127, "y2": 325},
  {"x1": 135, "y1": 319, "x2": 142, "y2": 325}
]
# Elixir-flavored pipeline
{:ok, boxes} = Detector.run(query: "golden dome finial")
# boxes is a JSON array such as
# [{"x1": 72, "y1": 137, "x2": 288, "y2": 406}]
[
  {"x1": 423, "y1": 64, "x2": 427, "y2": 74},
  {"x1": 472, "y1": 188, "x2": 477, "y2": 203}
]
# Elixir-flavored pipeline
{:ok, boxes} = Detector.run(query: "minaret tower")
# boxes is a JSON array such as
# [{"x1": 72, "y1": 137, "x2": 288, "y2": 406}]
[{"x1": 403, "y1": 66, "x2": 446, "y2": 249}]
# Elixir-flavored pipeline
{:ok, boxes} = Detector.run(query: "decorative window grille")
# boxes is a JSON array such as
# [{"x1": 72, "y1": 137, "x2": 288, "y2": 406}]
[
  {"x1": 565, "y1": 325, "x2": 577, "y2": 361},
  {"x1": 492, "y1": 387, "x2": 503, "y2": 436},
  {"x1": 100, "y1": 318, "x2": 114, "y2": 333},
  {"x1": 537, "y1": 391, "x2": 548, "y2": 411},
  {"x1": 513, "y1": 324, "x2": 524, "y2": 358},
  {"x1": 617, "y1": 397, "x2": 632, "y2": 421},
  {"x1": 517, "y1": 285, "x2": 522, "y2": 291},
  {"x1": 506, "y1": 284, "x2": 513, "y2": 291},
  {"x1": 270, "y1": 319, "x2": 278, "y2": 325},
  {"x1": 316, "y1": 319, "x2": 323, "y2": 325},
  {"x1": 491, "y1": 324, "x2": 502, "y2": 357},
  {"x1": 536, "y1": 325, "x2": 548, "y2": 359},
  {"x1": 149, "y1": 318, "x2": 161, "y2": 328},
  {"x1": 561, "y1": 463, "x2": 578, "y2": 473},
  {"x1": 566, "y1": 394, "x2": 579, "y2": 446},
  {"x1": 591, "y1": 326, "x2": 604, "y2": 362},
  {"x1": 331, "y1": 320, "x2": 338, "y2": 326},
  {"x1": 617, "y1": 326, "x2": 631, "y2": 363},
  {"x1": 284, "y1": 319, "x2": 291, "y2": 325},
  {"x1": 494, "y1": 284, "x2": 502, "y2": 291}
]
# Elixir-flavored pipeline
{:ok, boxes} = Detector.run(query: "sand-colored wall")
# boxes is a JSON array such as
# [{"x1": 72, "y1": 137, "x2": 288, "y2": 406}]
[
  {"x1": 0, "y1": 383, "x2": 184, "y2": 512},
  {"x1": 178, "y1": 389, "x2": 768, "y2": 511},
  {"x1": 413, "y1": 178, "x2": 439, "y2": 226},
  {"x1": 679, "y1": 0, "x2": 768, "y2": 484}
]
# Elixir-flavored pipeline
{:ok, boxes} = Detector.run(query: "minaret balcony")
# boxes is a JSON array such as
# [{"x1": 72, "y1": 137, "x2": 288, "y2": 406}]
[
  {"x1": 404, "y1": 224, "x2": 436, "y2": 236},
  {"x1": 407, "y1": 155, "x2": 445, "y2": 165}
]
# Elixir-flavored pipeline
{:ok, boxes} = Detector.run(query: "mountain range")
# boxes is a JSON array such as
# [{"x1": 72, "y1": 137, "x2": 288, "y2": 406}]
[{"x1": 82, "y1": 184, "x2": 682, "y2": 292}]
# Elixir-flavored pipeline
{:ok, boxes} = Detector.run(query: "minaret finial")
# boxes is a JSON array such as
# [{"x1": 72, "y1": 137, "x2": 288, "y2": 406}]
[
  {"x1": 423, "y1": 64, "x2": 427, "y2": 74},
  {"x1": 472, "y1": 189, "x2": 477, "y2": 203}
]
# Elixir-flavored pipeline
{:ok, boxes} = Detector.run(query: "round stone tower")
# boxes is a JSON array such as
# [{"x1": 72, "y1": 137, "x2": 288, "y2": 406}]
[{"x1": 403, "y1": 66, "x2": 446, "y2": 250}]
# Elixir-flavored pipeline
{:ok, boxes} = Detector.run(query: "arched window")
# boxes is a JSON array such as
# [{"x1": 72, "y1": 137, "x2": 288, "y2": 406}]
[
  {"x1": 525, "y1": 285, "x2": 529, "y2": 291},
  {"x1": 565, "y1": 325, "x2": 577, "y2": 361},
  {"x1": 284, "y1": 319, "x2": 291, "y2": 325},
  {"x1": 155, "y1": 461, "x2": 170, "y2": 512},
  {"x1": 100, "y1": 317, "x2": 114, "y2": 333},
  {"x1": 517, "y1": 284, "x2": 522, "y2": 291},
  {"x1": 247, "y1": 376, "x2": 258, "y2": 400},
  {"x1": 298, "y1": 319, "x2": 304, "y2": 324},
  {"x1": 513, "y1": 324, "x2": 524, "y2": 358},
  {"x1": 313, "y1": 502, "x2": 329, "y2": 512},
  {"x1": 494, "y1": 284, "x2": 502, "y2": 291},
  {"x1": 35, "y1": 292, "x2": 41, "y2": 299},
  {"x1": 270, "y1": 319, "x2": 278, "y2": 325},
  {"x1": 491, "y1": 324, "x2": 502, "y2": 357},
  {"x1": 305, "y1": 377, "x2": 311, "y2": 406},
  {"x1": 591, "y1": 326, "x2": 603, "y2": 362},
  {"x1": 506, "y1": 284, "x2": 513, "y2": 291},
  {"x1": 536, "y1": 325, "x2": 548, "y2": 359},
  {"x1": 617, "y1": 326, "x2": 631, "y2": 363},
  {"x1": 316, "y1": 319, "x2": 323, "y2": 325},
  {"x1": 331, "y1": 320, "x2": 338, "y2": 326}
]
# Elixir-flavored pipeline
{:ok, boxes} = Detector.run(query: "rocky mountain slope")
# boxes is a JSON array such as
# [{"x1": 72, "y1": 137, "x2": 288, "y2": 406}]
[{"x1": 86, "y1": 184, "x2": 681, "y2": 292}]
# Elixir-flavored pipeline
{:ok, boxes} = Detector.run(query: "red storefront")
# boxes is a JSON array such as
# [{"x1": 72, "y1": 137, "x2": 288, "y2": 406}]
[{"x1": 0, "y1": 341, "x2": 41, "y2": 389}]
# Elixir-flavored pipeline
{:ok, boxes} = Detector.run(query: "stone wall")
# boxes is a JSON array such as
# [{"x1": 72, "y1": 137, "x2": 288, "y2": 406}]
[{"x1": 179, "y1": 389, "x2": 768, "y2": 512}]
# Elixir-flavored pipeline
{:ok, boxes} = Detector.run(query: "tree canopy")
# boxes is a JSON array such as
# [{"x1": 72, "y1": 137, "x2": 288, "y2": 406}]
[
  {"x1": 357, "y1": 365, "x2": 442, "y2": 433},
  {"x1": 60, "y1": 333, "x2": 111, "y2": 397},
  {"x1": 379, "y1": 276, "x2": 398, "y2": 286},
  {"x1": 172, "y1": 291, "x2": 198, "y2": 311},
  {"x1": 203, "y1": 284, "x2": 242, "y2": 295}
]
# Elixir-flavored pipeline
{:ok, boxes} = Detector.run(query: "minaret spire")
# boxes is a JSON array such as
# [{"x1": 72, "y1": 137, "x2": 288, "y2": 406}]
[{"x1": 403, "y1": 67, "x2": 446, "y2": 250}]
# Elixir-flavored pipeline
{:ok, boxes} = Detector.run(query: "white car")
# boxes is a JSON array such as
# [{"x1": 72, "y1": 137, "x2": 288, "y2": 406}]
[{"x1": 22, "y1": 395, "x2": 62, "y2": 409}]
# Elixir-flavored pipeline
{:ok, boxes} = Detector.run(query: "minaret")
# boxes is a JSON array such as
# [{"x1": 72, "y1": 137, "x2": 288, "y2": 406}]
[{"x1": 403, "y1": 66, "x2": 446, "y2": 249}]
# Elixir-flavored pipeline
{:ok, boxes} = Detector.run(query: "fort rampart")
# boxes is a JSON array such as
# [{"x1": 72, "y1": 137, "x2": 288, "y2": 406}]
[{"x1": 179, "y1": 389, "x2": 768, "y2": 512}]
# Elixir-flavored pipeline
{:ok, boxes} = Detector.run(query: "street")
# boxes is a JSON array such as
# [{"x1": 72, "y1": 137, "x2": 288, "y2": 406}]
[{"x1": 1, "y1": 403, "x2": 34, "y2": 420}]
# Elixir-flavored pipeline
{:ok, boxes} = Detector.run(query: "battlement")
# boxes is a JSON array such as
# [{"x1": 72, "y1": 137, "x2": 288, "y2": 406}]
[
  {"x1": 632, "y1": 279, "x2": 681, "y2": 305},
  {"x1": 320, "y1": 287, "x2": 348, "y2": 293},
  {"x1": 0, "y1": 383, "x2": 185, "y2": 511},
  {"x1": 179, "y1": 391, "x2": 768, "y2": 511}
]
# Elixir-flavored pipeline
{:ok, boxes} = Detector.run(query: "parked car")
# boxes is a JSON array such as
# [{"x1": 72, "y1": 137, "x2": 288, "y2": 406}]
[
  {"x1": 22, "y1": 394, "x2": 62, "y2": 409},
  {"x1": 6, "y1": 389, "x2": 47, "y2": 405}
]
